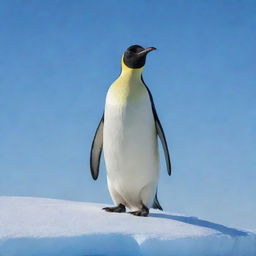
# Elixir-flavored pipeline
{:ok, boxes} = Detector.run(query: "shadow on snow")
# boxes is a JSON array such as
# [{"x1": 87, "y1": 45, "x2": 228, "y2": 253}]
[{"x1": 150, "y1": 213, "x2": 248, "y2": 237}]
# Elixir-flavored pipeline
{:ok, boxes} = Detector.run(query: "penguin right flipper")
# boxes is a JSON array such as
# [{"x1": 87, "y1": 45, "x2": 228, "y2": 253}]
[{"x1": 90, "y1": 114, "x2": 104, "y2": 180}]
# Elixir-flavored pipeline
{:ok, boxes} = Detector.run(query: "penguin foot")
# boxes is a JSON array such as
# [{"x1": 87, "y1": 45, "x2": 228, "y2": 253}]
[
  {"x1": 129, "y1": 205, "x2": 149, "y2": 217},
  {"x1": 102, "y1": 203, "x2": 126, "y2": 213}
]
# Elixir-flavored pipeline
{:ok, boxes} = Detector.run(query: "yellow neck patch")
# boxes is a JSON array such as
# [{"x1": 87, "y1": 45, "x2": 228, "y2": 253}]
[{"x1": 107, "y1": 57, "x2": 146, "y2": 104}]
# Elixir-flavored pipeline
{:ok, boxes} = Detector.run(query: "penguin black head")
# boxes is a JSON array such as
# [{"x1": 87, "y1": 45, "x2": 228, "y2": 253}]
[{"x1": 123, "y1": 45, "x2": 156, "y2": 69}]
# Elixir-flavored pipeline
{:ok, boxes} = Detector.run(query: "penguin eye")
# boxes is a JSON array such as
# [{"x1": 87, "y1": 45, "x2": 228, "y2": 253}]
[
  {"x1": 129, "y1": 48, "x2": 138, "y2": 53},
  {"x1": 126, "y1": 51, "x2": 135, "y2": 58},
  {"x1": 127, "y1": 45, "x2": 144, "y2": 54}
]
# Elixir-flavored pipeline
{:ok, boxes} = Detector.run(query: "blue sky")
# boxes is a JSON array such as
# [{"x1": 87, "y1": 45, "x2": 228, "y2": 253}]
[{"x1": 0, "y1": 0, "x2": 255, "y2": 229}]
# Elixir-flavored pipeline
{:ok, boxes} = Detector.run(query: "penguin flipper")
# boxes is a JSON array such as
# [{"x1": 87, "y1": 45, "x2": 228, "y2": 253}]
[
  {"x1": 152, "y1": 192, "x2": 163, "y2": 211},
  {"x1": 155, "y1": 116, "x2": 172, "y2": 175},
  {"x1": 90, "y1": 114, "x2": 104, "y2": 180},
  {"x1": 142, "y1": 78, "x2": 172, "y2": 176}
]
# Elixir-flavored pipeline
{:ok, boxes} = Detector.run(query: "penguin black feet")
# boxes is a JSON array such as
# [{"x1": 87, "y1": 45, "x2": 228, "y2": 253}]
[
  {"x1": 129, "y1": 204, "x2": 149, "y2": 217},
  {"x1": 102, "y1": 203, "x2": 126, "y2": 213}
]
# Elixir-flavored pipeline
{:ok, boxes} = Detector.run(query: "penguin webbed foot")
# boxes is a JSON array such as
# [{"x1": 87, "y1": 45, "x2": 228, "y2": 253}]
[
  {"x1": 129, "y1": 205, "x2": 149, "y2": 217},
  {"x1": 102, "y1": 203, "x2": 126, "y2": 213}
]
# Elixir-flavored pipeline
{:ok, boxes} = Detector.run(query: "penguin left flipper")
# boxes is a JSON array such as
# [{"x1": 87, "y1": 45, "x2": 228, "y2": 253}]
[
  {"x1": 90, "y1": 114, "x2": 104, "y2": 180},
  {"x1": 154, "y1": 113, "x2": 172, "y2": 175},
  {"x1": 142, "y1": 79, "x2": 172, "y2": 176}
]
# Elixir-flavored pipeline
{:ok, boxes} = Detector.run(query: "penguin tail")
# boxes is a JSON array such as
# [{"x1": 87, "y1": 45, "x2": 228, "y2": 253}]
[{"x1": 152, "y1": 193, "x2": 163, "y2": 211}]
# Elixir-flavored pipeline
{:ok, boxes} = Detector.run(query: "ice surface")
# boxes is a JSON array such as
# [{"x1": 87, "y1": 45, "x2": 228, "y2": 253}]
[{"x1": 0, "y1": 196, "x2": 255, "y2": 256}]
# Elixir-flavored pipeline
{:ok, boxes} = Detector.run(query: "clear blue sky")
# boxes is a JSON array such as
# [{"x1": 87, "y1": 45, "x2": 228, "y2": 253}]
[{"x1": 0, "y1": 0, "x2": 255, "y2": 230}]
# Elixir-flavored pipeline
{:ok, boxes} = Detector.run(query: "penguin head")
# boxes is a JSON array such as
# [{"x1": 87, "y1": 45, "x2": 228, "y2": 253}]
[{"x1": 123, "y1": 45, "x2": 156, "y2": 69}]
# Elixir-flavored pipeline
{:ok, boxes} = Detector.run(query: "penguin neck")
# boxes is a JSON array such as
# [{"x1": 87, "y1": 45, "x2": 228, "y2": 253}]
[
  {"x1": 109, "y1": 58, "x2": 145, "y2": 103},
  {"x1": 120, "y1": 57, "x2": 144, "y2": 83}
]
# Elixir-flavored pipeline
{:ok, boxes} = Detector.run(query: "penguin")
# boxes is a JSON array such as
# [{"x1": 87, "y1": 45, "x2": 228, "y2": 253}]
[{"x1": 90, "y1": 45, "x2": 171, "y2": 217}]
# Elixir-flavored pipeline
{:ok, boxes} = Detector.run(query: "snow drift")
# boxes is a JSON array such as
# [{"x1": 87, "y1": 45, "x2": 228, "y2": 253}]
[{"x1": 0, "y1": 196, "x2": 255, "y2": 256}]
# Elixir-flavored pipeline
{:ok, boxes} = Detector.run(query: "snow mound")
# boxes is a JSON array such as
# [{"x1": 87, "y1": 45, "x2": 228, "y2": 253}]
[{"x1": 0, "y1": 196, "x2": 255, "y2": 256}]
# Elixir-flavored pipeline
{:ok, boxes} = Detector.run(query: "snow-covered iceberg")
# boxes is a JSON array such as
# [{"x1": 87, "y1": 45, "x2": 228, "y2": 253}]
[{"x1": 0, "y1": 196, "x2": 255, "y2": 256}]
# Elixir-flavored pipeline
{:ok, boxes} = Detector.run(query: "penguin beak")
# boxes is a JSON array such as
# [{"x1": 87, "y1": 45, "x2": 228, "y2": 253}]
[{"x1": 137, "y1": 47, "x2": 157, "y2": 56}]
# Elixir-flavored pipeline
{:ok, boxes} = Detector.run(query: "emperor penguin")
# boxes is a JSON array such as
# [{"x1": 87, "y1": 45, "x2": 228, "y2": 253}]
[{"x1": 90, "y1": 45, "x2": 171, "y2": 217}]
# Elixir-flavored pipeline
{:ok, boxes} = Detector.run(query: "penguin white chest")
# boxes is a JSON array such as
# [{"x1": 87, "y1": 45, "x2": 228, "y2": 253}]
[{"x1": 103, "y1": 81, "x2": 160, "y2": 209}]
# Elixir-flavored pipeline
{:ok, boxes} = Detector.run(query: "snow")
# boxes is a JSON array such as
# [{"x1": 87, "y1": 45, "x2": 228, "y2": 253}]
[{"x1": 0, "y1": 196, "x2": 255, "y2": 256}]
